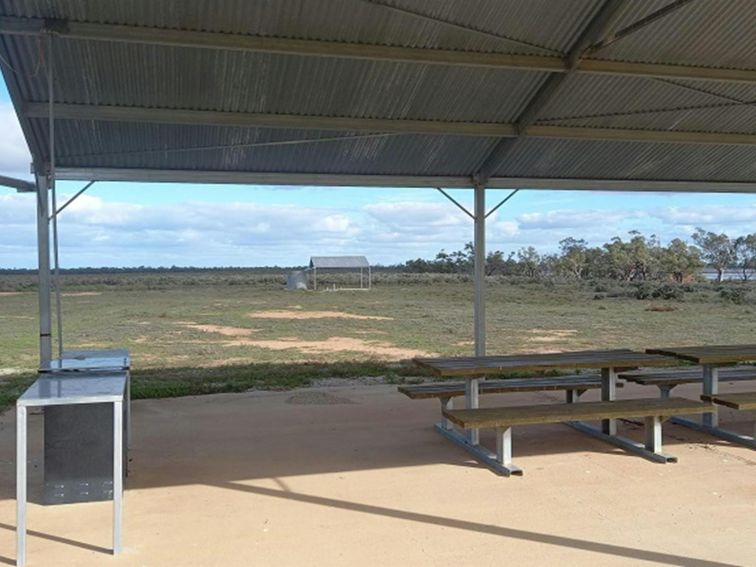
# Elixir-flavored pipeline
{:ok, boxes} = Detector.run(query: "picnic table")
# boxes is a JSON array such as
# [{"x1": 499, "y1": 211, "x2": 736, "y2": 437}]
[
  {"x1": 646, "y1": 344, "x2": 756, "y2": 448},
  {"x1": 414, "y1": 349, "x2": 678, "y2": 473}
]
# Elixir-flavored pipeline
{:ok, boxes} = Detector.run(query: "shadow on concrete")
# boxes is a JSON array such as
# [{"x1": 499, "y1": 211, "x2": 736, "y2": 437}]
[
  {"x1": 0, "y1": 521, "x2": 111, "y2": 558},
  {"x1": 210, "y1": 481, "x2": 738, "y2": 567}
]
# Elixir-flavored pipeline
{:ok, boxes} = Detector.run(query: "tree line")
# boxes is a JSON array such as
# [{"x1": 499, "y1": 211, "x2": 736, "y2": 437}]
[{"x1": 401, "y1": 228, "x2": 756, "y2": 283}]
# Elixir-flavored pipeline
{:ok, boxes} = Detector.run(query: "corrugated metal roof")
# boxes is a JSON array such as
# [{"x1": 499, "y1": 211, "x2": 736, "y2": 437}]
[
  {"x1": 0, "y1": 0, "x2": 600, "y2": 55},
  {"x1": 310, "y1": 256, "x2": 369, "y2": 269},
  {"x1": 495, "y1": 138, "x2": 756, "y2": 182},
  {"x1": 2, "y1": 1, "x2": 756, "y2": 190},
  {"x1": 592, "y1": 0, "x2": 756, "y2": 70}
]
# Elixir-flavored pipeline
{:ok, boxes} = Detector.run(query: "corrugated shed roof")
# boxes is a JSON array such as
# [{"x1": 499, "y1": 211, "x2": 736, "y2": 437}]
[
  {"x1": 310, "y1": 256, "x2": 370, "y2": 269},
  {"x1": 1, "y1": 0, "x2": 756, "y2": 190}
]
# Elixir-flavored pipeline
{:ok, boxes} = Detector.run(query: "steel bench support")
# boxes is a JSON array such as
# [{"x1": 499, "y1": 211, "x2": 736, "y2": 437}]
[
  {"x1": 669, "y1": 416, "x2": 756, "y2": 449},
  {"x1": 566, "y1": 420, "x2": 677, "y2": 464},
  {"x1": 433, "y1": 422, "x2": 523, "y2": 476},
  {"x1": 465, "y1": 378, "x2": 480, "y2": 445}
]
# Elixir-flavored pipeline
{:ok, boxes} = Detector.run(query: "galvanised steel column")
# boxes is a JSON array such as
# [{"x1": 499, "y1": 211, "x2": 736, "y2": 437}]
[
  {"x1": 36, "y1": 175, "x2": 53, "y2": 366},
  {"x1": 473, "y1": 183, "x2": 486, "y2": 357},
  {"x1": 466, "y1": 183, "x2": 486, "y2": 446}
]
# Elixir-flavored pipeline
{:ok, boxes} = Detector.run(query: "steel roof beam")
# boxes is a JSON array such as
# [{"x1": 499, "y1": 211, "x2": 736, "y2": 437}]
[
  {"x1": 3, "y1": 16, "x2": 756, "y2": 85},
  {"x1": 587, "y1": 0, "x2": 697, "y2": 54},
  {"x1": 0, "y1": 174, "x2": 35, "y2": 192},
  {"x1": 24, "y1": 102, "x2": 756, "y2": 146},
  {"x1": 24, "y1": 102, "x2": 516, "y2": 137},
  {"x1": 50, "y1": 168, "x2": 756, "y2": 193}
]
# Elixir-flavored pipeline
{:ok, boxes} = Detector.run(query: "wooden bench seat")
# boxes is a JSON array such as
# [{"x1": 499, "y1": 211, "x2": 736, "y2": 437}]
[
  {"x1": 398, "y1": 374, "x2": 612, "y2": 400},
  {"x1": 619, "y1": 366, "x2": 756, "y2": 386},
  {"x1": 701, "y1": 392, "x2": 756, "y2": 411},
  {"x1": 701, "y1": 392, "x2": 756, "y2": 439},
  {"x1": 442, "y1": 398, "x2": 709, "y2": 475}
]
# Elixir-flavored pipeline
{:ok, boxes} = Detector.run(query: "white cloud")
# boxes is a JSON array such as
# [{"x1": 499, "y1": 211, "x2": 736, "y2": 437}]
[
  {"x1": 0, "y1": 103, "x2": 32, "y2": 179},
  {"x1": 1, "y1": 192, "x2": 753, "y2": 269},
  {"x1": 652, "y1": 204, "x2": 756, "y2": 227},
  {"x1": 516, "y1": 209, "x2": 641, "y2": 230}
]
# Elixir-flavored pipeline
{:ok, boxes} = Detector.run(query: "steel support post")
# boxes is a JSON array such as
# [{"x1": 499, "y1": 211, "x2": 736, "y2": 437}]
[
  {"x1": 473, "y1": 184, "x2": 486, "y2": 357},
  {"x1": 36, "y1": 176, "x2": 53, "y2": 367},
  {"x1": 702, "y1": 365, "x2": 719, "y2": 427}
]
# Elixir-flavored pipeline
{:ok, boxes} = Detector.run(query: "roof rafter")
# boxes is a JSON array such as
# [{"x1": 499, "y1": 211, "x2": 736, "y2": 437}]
[
  {"x1": 360, "y1": 0, "x2": 561, "y2": 54},
  {"x1": 474, "y1": 0, "x2": 631, "y2": 184},
  {"x1": 586, "y1": 0, "x2": 697, "y2": 54},
  {"x1": 24, "y1": 102, "x2": 756, "y2": 146},
  {"x1": 3, "y1": 16, "x2": 756, "y2": 84}
]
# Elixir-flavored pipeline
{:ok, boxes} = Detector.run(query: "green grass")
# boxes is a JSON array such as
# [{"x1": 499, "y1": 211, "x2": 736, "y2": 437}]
[{"x1": 1, "y1": 273, "x2": 754, "y2": 413}]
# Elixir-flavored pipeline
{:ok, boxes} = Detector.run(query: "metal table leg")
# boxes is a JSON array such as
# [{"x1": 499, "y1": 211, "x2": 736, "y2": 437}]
[
  {"x1": 465, "y1": 378, "x2": 480, "y2": 446},
  {"x1": 16, "y1": 405, "x2": 27, "y2": 567},
  {"x1": 702, "y1": 365, "x2": 719, "y2": 427},
  {"x1": 601, "y1": 367, "x2": 617, "y2": 435},
  {"x1": 113, "y1": 400, "x2": 123, "y2": 555}
]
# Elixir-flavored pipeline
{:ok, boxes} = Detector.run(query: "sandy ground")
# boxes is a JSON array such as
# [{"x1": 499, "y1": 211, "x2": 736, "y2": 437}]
[{"x1": 0, "y1": 382, "x2": 754, "y2": 567}]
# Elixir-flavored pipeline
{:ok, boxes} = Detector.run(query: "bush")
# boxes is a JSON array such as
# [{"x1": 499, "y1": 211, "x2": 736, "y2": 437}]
[
  {"x1": 719, "y1": 287, "x2": 748, "y2": 304},
  {"x1": 634, "y1": 282, "x2": 684, "y2": 301}
]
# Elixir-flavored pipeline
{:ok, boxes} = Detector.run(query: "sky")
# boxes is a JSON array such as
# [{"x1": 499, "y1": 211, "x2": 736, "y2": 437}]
[{"x1": 0, "y1": 81, "x2": 754, "y2": 269}]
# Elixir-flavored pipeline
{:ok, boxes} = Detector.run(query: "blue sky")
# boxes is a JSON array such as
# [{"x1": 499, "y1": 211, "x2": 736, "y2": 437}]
[{"x1": 1, "y1": 81, "x2": 754, "y2": 268}]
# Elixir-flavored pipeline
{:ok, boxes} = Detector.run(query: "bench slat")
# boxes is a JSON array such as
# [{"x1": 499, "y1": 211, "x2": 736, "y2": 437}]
[
  {"x1": 398, "y1": 374, "x2": 609, "y2": 399},
  {"x1": 701, "y1": 392, "x2": 756, "y2": 411},
  {"x1": 619, "y1": 366, "x2": 755, "y2": 386},
  {"x1": 443, "y1": 398, "x2": 709, "y2": 429}
]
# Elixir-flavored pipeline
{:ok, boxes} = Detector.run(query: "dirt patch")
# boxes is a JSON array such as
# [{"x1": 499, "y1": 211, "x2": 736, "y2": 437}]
[
  {"x1": 224, "y1": 336, "x2": 431, "y2": 359},
  {"x1": 62, "y1": 291, "x2": 102, "y2": 297},
  {"x1": 526, "y1": 329, "x2": 578, "y2": 343},
  {"x1": 0, "y1": 292, "x2": 22, "y2": 296},
  {"x1": 248, "y1": 310, "x2": 392, "y2": 321},
  {"x1": 176, "y1": 321, "x2": 259, "y2": 337},
  {"x1": 285, "y1": 391, "x2": 356, "y2": 405}
]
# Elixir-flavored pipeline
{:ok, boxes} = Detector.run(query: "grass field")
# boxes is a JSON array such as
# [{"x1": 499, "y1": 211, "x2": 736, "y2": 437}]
[{"x1": 0, "y1": 272, "x2": 753, "y2": 411}]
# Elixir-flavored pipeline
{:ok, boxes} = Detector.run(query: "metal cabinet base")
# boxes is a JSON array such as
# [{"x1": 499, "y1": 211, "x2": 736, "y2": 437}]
[{"x1": 44, "y1": 403, "x2": 127, "y2": 505}]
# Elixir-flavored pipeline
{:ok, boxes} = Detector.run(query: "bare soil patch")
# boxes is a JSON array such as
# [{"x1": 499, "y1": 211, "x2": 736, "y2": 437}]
[
  {"x1": 0, "y1": 292, "x2": 22, "y2": 296},
  {"x1": 62, "y1": 291, "x2": 102, "y2": 297},
  {"x1": 224, "y1": 336, "x2": 431, "y2": 359},
  {"x1": 176, "y1": 321, "x2": 259, "y2": 337},
  {"x1": 525, "y1": 329, "x2": 578, "y2": 343},
  {"x1": 248, "y1": 310, "x2": 392, "y2": 321}
]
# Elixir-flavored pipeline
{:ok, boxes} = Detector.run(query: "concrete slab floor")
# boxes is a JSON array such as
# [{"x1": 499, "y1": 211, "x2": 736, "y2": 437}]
[{"x1": 0, "y1": 382, "x2": 754, "y2": 566}]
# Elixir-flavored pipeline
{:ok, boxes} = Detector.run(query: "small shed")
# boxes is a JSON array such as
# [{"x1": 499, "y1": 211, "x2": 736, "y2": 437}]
[{"x1": 307, "y1": 256, "x2": 371, "y2": 291}]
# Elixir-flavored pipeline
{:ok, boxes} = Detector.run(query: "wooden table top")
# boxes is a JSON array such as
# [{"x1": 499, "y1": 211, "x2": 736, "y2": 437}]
[
  {"x1": 646, "y1": 344, "x2": 756, "y2": 365},
  {"x1": 414, "y1": 349, "x2": 674, "y2": 377}
]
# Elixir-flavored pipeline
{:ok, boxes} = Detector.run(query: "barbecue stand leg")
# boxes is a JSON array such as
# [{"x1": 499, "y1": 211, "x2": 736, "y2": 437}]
[
  {"x1": 16, "y1": 405, "x2": 27, "y2": 567},
  {"x1": 113, "y1": 400, "x2": 123, "y2": 555}
]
